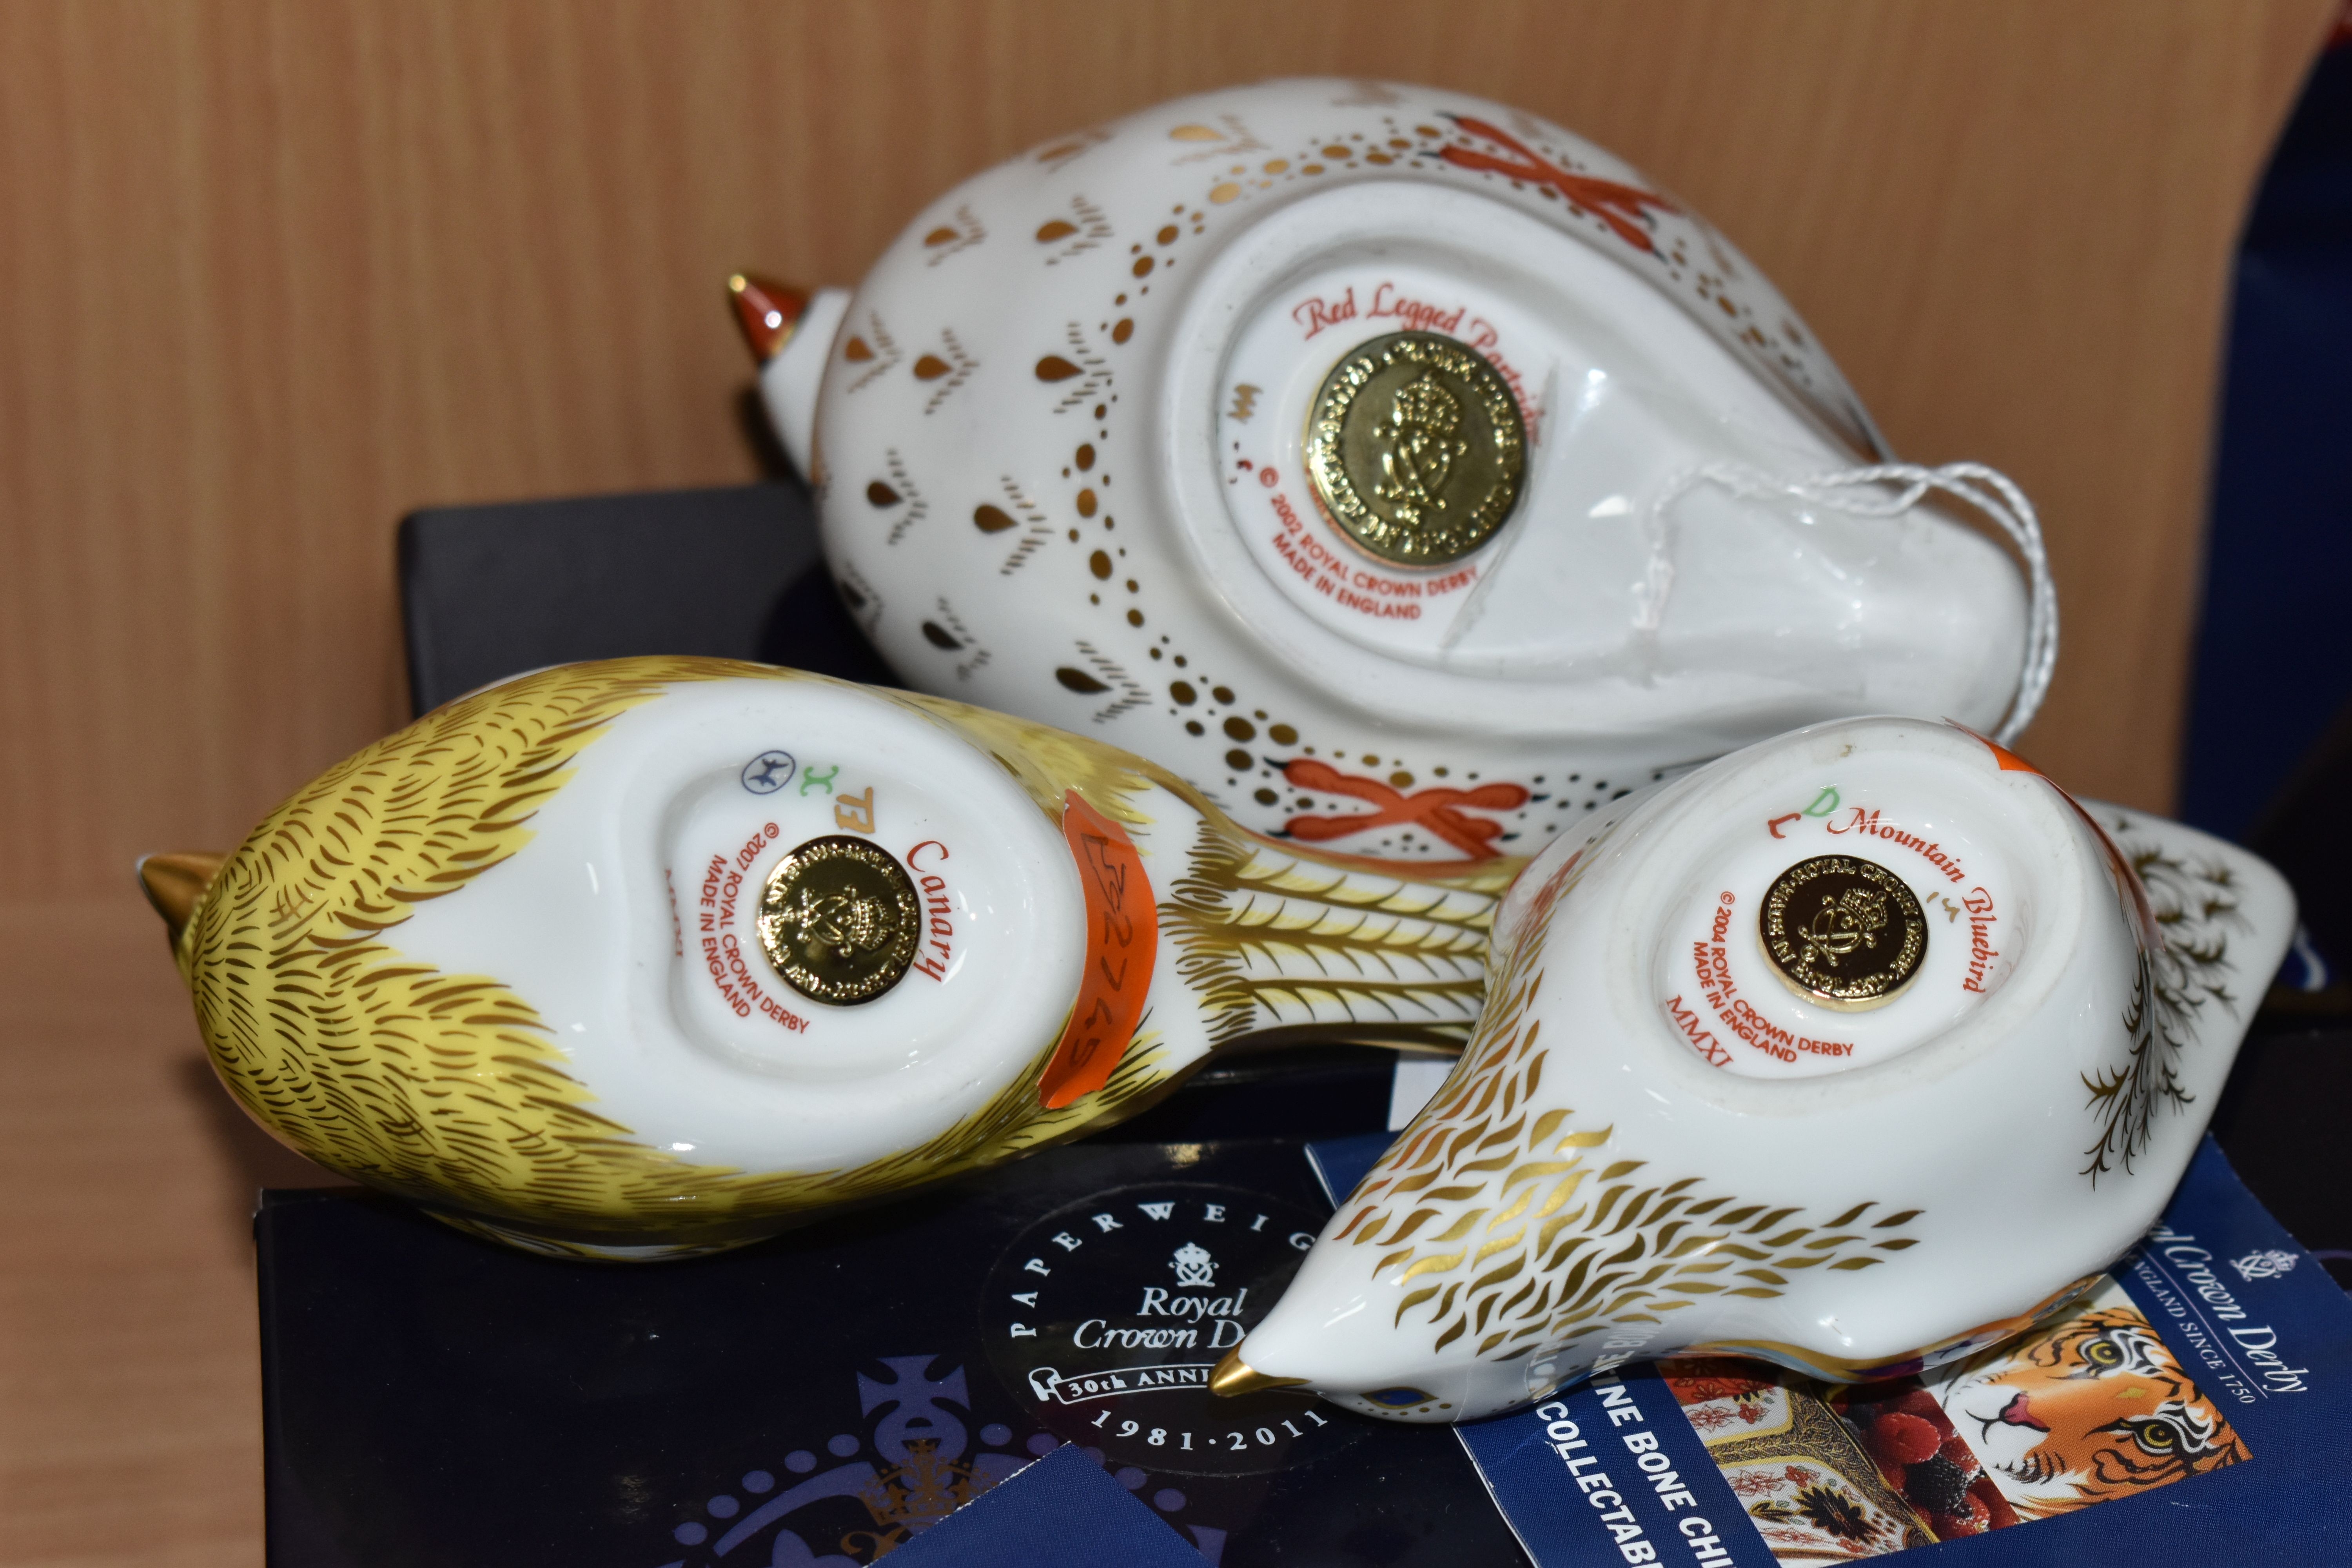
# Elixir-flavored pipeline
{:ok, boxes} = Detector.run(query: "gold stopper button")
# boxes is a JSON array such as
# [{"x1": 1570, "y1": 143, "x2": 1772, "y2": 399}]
[
  {"x1": 1758, "y1": 855, "x2": 1927, "y2": 1010},
  {"x1": 1303, "y1": 330, "x2": 1526, "y2": 566},
  {"x1": 756, "y1": 835, "x2": 922, "y2": 1005}
]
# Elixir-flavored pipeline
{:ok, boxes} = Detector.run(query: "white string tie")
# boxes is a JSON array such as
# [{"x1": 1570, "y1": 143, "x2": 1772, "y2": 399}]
[{"x1": 1640, "y1": 461, "x2": 2057, "y2": 745}]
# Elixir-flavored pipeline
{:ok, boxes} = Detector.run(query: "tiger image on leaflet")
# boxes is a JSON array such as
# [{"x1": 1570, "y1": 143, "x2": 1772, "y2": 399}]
[{"x1": 1931, "y1": 1279, "x2": 2248, "y2": 1517}]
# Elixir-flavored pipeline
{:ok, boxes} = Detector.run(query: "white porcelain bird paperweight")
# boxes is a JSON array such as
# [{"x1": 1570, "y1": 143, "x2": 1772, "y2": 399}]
[
  {"x1": 735, "y1": 78, "x2": 2056, "y2": 862},
  {"x1": 142, "y1": 658, "x2": 1516, "y2": 1259},
  {"x1": 1210, "y1": 717, "x2": 2292, "y2": 1420}
]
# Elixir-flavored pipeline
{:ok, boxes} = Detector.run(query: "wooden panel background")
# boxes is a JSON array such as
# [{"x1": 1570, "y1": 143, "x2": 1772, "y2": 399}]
[{"x1": 0, "y1": 3, "x2": 2331, "y2": 1563}]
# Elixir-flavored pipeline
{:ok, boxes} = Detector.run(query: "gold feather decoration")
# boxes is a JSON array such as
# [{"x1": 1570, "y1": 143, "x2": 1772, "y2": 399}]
[
  {"x1": 1329, "y1": 844, "x2": 1919, "y2": 1368},
  {"x1": 2081, "y1": 816, "x2": 2245, "y2": 1181},
  {"x1": 898, "y1": 684, "x2": 1516, "y2": 1049},
  {"x1": 180, "y1": 660, "x2": 1180, "y2": 1251},
  {"x1": 185, "y1": 659, "x2": 759, "y2": 1236},
  {"x1": 174, "y1": 659, "x2": 1528, "y2": 1254},
  {"x1": 1165, "y1": 817, "x2": 1504, "y2": 1047}
]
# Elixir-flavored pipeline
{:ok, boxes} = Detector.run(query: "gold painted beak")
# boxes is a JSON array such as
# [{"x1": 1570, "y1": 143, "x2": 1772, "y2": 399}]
[
  {"x1": 728, "y1": 272, "x2": 811, "y2": 365},
  {"x1": 1209, "y1": 1347, "x2": 1307, "y2": 1398},
  {"x1": 138, "y1": 852, "x2": 225, "y2": 950}
]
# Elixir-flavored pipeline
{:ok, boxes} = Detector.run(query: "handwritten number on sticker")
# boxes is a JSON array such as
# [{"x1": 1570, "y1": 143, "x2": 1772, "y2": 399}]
[{"x1": 1040, "y1": 795, "x2": 1158, "y2": 1108}]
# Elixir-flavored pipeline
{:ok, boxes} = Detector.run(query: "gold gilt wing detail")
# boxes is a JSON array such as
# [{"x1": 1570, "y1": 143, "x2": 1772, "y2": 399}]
[
  {"x1": 1330, "y1": 842, "x2": 1921, "y2": 1367},
  {"x1": 887, "y1": 689, "x2": 1518, "y2": 1047},
  {"x1": 1167, "y1": 817, "x2": 1501, "y2": 1046}
]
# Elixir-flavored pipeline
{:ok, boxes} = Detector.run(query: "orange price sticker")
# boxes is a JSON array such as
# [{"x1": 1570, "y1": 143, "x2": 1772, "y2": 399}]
[{"x1": 1039, "y1": 791, "x2": 1158, "y2": 1109}]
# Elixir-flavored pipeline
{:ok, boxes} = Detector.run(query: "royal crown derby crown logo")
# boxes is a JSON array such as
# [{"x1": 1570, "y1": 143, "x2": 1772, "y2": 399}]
[
  {"x1": 650, "y1": 1354, "x2": 1026, "y2": 1564},
  {"x1": 2231, "y1": 1248, "x2": 2300, "y2": 1282},
  {"x1": 1171, "y1": 1241, "x2": 1216, "y2": 1288},
  {"x1": 982, "y1": 1182, "x2": 1365, "y2": 1476},
  {"x1": 648, "y1": 1350, "x2": 1227, "y2": 1565}
]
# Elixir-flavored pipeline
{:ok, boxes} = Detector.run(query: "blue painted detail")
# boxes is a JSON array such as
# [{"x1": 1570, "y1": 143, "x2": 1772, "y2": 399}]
[
  {"x1": 1365, "y1": 1387, "x2": 1436, "y2": 1408},
  {"x1": 740, "y1": 750, "x2": 796, "y2": 795}
]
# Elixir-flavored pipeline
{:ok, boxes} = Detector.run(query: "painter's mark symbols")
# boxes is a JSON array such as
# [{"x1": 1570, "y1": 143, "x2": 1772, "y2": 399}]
[{"x1": 742, "y1": 751, "x2": 797, "y2": 795}]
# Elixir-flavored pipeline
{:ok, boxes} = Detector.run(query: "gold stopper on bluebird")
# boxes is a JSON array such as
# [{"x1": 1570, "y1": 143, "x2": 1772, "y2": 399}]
[
  {"x1": 1758, "y1": 854, "x2": 1927, "y2": 1009},
  {"x1": 1209, "y1": 1347, "x2": 1309, "y2": 1399}
]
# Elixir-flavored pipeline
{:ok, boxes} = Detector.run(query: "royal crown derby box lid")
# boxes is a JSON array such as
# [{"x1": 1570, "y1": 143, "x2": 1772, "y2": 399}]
[
  {"x1": 255, "y1": 1138, "x2": 1526, "y2": 1568},
  {"x1": 258, "y1": 1120, "x2": 2352, "y2": 1568},
  {"x1": 1292, "y1": 1132, "x2": 2352, "y2": 1567},
  {"x1": 397, "y1": 481, "x2": 894, "y2": 719},
  {"x1": 876, "y1": 1441, "x2": 1212, "y2": 1567}
]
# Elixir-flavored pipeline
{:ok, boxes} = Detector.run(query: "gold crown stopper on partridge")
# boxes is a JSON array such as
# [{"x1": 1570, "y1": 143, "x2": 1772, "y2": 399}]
[{"x1": 1303, "y1": 330, "x2": 1527, "y2": 566}]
